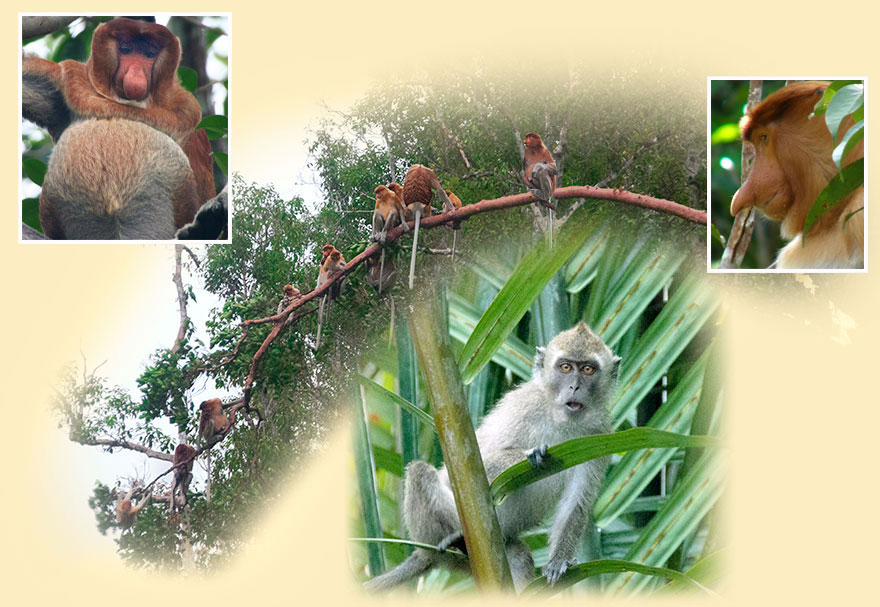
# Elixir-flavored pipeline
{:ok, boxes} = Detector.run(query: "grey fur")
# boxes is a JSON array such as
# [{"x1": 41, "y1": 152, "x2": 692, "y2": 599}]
[{"x1": 364, "y1": 322, "x2": 617, "y2": 592}]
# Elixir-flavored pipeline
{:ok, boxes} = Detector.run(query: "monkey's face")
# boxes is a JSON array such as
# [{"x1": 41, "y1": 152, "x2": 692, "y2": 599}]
[{"x1": 544, "y1": 354, "x2": 606, "y2": 416}]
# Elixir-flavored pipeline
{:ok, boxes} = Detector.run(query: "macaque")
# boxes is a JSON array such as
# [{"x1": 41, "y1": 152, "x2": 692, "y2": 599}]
[
  {"x1": 171, "y1": 443, "x2": 196, "y2": 510},
  {"x1": 402, "y1": 165, "x2": 456, "y2": 289},
  {"x1": 730, "y1": 81, "x2": 864, "y2": 269},
  {"x1": 116, "y1": 485, "x2": 152, "y2": 528},
  {"x1": 198, "y1": 398, "x2": 229, "y2": 444},
  {"x1": 21, "y1": 17, "x2": 217, "y2": 239},
  {"x1": 277, "y1": 284, "x2": 302, "y2": 325},
  {"x1": 315, "y1": 247, "x2": 347, "y2": 348},
  {"x1": 522, "y1": 133, "x2": 558, "y2": 210},
  {"x1": 364, "y1": 323, "x2": 618, "y2": 592}
]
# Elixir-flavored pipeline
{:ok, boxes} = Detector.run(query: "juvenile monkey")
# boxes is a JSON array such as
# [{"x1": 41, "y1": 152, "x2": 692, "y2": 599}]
[
  {"x1": 116, "y1": 485, "x2": 151, "y2": 528},
  {"x1": 198, "y1": 398, "x2": 229, "y2": 444},
  {"x1": 364, "y1": 323, "x2": 618, "y2": 592},
  {"x1": 372, "y1": 184, "x2": 408, "y2": 244},
  {"x1": 402, "y1": 165, "x2": 456, "y2": 289},
  {"x1": 315, "y1": 247, "x2": 346, "y2": 348},
  {"x1": 171, "y1": 443, "x2": 196, "y2": 510},
  {"x1": 277, "y1": 284, "x2": 302, "y2": 325}
]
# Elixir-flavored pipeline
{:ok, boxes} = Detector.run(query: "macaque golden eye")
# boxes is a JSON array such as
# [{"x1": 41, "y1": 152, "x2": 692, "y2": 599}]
[
  {"x1": 558, "y1": 362, "x2": 573, "y2": 373},
  {"x1": 580, "y1": 364, "x2": 596, "y2": 375}
]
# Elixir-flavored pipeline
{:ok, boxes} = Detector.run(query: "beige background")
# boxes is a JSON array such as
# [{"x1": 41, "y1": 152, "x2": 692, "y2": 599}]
[{"x1": 4, "y1": 2, "x2": 878, "y2": 604}]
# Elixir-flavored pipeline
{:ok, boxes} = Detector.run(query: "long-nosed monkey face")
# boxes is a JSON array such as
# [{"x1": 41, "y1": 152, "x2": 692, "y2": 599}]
[{"x1": 730, "y1": 128, "x2": 792, "y2": 220}]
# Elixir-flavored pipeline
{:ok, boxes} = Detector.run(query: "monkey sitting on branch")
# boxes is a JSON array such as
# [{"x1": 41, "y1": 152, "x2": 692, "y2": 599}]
[{"x1": 363, "y1": 323, "x2": 618, "y2": 592}]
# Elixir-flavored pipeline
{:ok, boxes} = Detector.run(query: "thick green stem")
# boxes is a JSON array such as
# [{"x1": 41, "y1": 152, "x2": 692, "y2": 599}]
[{"x1": 408, "y1": 286, "x2": 512, "y2": 591}]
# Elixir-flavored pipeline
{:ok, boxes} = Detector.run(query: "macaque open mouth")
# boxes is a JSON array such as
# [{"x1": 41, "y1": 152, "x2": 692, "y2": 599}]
[{"x1": 565, "y1": 400, "x2": 584, "y2": 411}]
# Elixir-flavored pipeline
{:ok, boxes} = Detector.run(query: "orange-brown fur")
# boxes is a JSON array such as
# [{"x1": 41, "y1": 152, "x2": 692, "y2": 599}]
[
  {"x1": 22, "y1": 18, "x2": 216, "y2": 238},
  {"x1": 731, "y1": 81, "x2": 864, "y2": 269},
  {"x1": 523, "y1": 133, "x2": 557, "y2": 191},
  {"x1": 372, "y1": 184, "x2": 407, "y2": 242},
  {"x1": 198, "y1": 398, "x2": 228, "y2": 442}
]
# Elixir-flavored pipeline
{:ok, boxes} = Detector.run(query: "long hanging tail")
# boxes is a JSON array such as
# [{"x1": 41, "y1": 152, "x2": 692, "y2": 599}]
[
  {"x1": 451, "y1": 230, "x2": 457, "y2": 262},
  {"x1": 388, "y1": 295, "x2": 395, "y2": 347},
  {"x1": 379, "y1": 249, "x2": 386, "y2": 295},
  {"x1": 316, "y1": 294, "x2": 326, "y2": 349},
  {"x1": 547, "y1": 205, "x2": 554, "y2": 249},
  {"x1": 363, "y1": 549, "x2": 435, "y2": 592},
  {"x1": 408, "y1": 208, "x2": 422, "y2": 289}
]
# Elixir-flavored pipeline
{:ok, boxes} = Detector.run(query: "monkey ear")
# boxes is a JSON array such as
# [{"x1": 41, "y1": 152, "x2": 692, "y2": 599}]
[
  {"x1": 532, "y1": 347, "x2": 546, "y2": 377},
  {"x1": 610, "y1": 355, "x2": 622, "y2": 382}
]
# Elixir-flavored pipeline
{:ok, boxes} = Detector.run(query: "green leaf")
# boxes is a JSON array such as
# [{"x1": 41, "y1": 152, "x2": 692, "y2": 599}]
[
  {"x1": 656, "y1": 549, "x2": 726, "y2": 593},
  {"x1": 610, "y1": 273, "x2": 719, "y2": 427},
  {"x1": 564, "y1": 226, "x2": 609, "y2": 292},
  {"x1": 832, "y1": 120, "x2": 863, "y2": 171},
  {"x1": 177, "y1": 66, "x2": 198, "y2": 92},
  {"x1": 523, "y1": 558, "x2": 714, "y2": 595},
  {"x1": 22, "y1": 157, "x2": 47, "y2": 186},
  {"x1": 457, "y1": 207, "x2": 600, "y2": 384},
  {"x1": 22, "y1": 197, "x2": 41, "y2": 231},
  {"x1": 824, "y1": 83, "x2": 863, "y2": 142},
  {"x1": 813, "y1": 80, "x2": 862, "y2": 116},
  {"x1": 594, "y1": 350, "x2": 709, "y2": 527},
  {"x1": 710, "y1": 123, "x2": 741, "y2": 145},
  {"x1": 359, "y1": 375, "x2": 435, "y2": 430},
  {"x1": 608, "y1": 452, "x2": 724, "y2": 594},
  {"x1": 803, "y1": 158, "x2": 864, "y2": 238},
  {"x1": 353, "y1": 387, "x2": 386, "y2": 576},
  {"x1": 371, "y1": 445, "x2": 403, "y2": 476},
  {"x1": 591, "y1": 241, "x2": 686, "y2": 348},
  {"x1": 490, "y1": 428, "x2": 719, "y2": 504},
  {"x1": 197, "y1": 114, "x2": 229, "y2": 140},
  {"x1": 213, "y1": 152, "x2": 228, "y2": 175},
  {"x1": 448, "y1": 293, "x2": 534, "y2": 380}
]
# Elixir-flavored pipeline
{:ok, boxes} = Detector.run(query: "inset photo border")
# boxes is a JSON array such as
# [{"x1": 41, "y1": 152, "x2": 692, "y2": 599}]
[{"x1": 707, "y1": 77, "x2": 866, "y2": 273}]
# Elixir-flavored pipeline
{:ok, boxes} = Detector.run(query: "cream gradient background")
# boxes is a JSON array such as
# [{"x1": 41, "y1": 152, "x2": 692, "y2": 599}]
[{"x1": 4, "y1": 2, "x2": 878, "y2": 605}]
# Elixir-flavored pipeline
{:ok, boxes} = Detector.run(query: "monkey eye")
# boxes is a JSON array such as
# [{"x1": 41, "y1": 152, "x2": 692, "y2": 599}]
[
  {"x1": 119, "y1": 46, "x2": 133, "y2": 54},
  {"x1": 144, "y1": 50, "x2": 157, "y2": 58},
  {"x1": 580, "y1": 364, "x2": 596, "y2": 375},
  {"x1": 759, "y1": 133, "x2": 768, "y2": 143},
  {"x1": 558, "y1": 362, "x2": 573, "y2": 373}
]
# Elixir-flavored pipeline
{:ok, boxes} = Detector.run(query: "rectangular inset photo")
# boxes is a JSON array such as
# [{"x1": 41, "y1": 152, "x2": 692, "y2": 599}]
[
  {"x1": 19, "y1": 14, "x2": 229, "y2": 242},
  {"x1": 707, "y1": 78, "x2": 866, "y2": 272}
]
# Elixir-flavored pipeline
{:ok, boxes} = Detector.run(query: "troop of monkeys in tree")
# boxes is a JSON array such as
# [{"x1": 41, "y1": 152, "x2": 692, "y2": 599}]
[
  {"x1": 22, "y1": 17, "x2": 227, "y2": 240},
  {"x1": 728, "y1": 81, "x2": 864, "y2": 269},
  {"x1": 363, "y1": 323, "x2": 620, "y2": 592},
  {"x1": 115, "y1": 398, "x2": 231, "y2": 528},
  {"x1": 274, "y1": 135, "x2": 558, "y2": 343}
]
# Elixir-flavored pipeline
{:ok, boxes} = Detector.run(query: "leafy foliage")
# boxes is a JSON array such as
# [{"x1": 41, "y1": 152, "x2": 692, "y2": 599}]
[{"x1": 352, "y1": 212, "x2": 723, "y2": 595}]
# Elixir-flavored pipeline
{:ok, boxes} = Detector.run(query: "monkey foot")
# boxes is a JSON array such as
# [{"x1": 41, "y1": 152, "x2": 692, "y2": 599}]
[
  {"x1": 437, "y1": 531, "x2": 467, "y2": 555},
  {"x1": 543, "y1": 558, "x2": 574, "y2": 585}
]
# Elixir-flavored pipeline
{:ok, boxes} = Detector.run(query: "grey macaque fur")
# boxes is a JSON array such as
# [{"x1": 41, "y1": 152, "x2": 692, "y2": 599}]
[{"x1": 364, "y1": 322, "x2": 619, "y2": 592}]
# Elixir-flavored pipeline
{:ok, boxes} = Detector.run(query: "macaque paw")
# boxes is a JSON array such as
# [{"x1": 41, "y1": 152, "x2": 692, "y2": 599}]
[
  {"x1": 543, "y1": 559, "x2": 573, "y2": 585},
  {"x1": 437, "y1": 531, "x2": 466, "y2": 554},
  {"x1": 526, "y1": 444, "x2": 550, "y2": 468}
]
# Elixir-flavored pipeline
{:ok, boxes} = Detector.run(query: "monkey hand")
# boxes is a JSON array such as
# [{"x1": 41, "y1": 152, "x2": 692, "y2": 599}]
[
  {"x1": 543, "y1": 558, "x2": 574, "y2": 586},
  {"x1": 437, "y1": 531, "x2": 467, "y2": 555},
  {"x1": 526, "y1": 444, "x2": 550, "y2": 468}
]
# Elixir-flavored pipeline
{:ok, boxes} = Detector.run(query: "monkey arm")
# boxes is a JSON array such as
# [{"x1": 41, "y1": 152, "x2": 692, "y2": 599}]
[
  {"x1": 22, "y1": 55, "x2": 71, "y2": 141},
  {"x1": 543, "y1": 459, "x2": 606, "y2": 584},
  {"x1": 175, "y1": 185, "x2": 228, "y2": 240}
]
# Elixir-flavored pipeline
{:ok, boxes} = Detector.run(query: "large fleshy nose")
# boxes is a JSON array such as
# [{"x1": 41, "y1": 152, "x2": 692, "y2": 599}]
[{"x1": 730, "y1": 187, "x2": 744, "y2": 215}]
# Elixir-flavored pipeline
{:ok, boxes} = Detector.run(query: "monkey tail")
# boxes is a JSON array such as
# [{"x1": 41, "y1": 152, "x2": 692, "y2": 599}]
[{"x1": 362, "y1": 549, "x2": 435, "y2": 592}]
